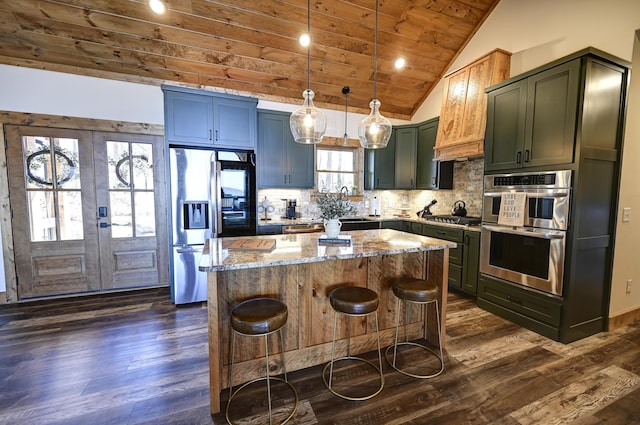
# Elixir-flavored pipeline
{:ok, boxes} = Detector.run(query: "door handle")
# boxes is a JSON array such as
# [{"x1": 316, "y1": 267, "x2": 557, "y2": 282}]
[{"x1": 99, "y1": 222, "x2": 111, "y2": 228}]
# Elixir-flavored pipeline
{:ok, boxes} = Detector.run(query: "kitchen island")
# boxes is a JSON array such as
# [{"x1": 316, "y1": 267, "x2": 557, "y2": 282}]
[{"x1": 200, "y1": 229, "x2": 456, "y2": 414}]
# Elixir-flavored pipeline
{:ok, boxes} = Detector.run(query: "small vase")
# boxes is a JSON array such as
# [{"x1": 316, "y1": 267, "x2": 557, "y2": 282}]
[{"x1": 324, "y1": 219, "x2": 342, "y2": 238}]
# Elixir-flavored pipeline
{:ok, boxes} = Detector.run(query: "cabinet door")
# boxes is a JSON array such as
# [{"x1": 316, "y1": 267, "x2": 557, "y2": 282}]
[
  {"x1": 484, "y1": 79, "x2": 527, "y2": 172},
  {"x1": 416, "y1": 118, "x2": 453, "y2": 190},
  {"x1": 394, "y1": 126, "x2": 417, "y2": 189},
  {"x1": 364, "y1": 149, "x2": 375, "y2": 190},
  {"x1": 373, "y1": 132, "x2": 396, "y2": 189},
  {"x1": 524, "y1": 60, "x2": 580, "y2": 168},
  {"x1": 287, "y1": 135, "x2": 314, "y2": 188},
  {"x1": 164, "y1": 91, "x2": 213, "y2": 145},
  {"x1": 213, "y1": 97, "x2": 257, "y2": 149},
  {"x1": 257, "y1": 111, "x2": 287, "y2": 188},
  {"x1": 416, "y1": 120, "x2": 437, "y2": 189},
  {"x1": 461, "y1": 230, "x2": 480, "y2": 295}
]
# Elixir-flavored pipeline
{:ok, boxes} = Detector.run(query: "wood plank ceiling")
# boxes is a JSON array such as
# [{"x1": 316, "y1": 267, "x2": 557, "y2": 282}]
[{"x1": 0, "y1": 0, "x2": 501, "y2": 120}]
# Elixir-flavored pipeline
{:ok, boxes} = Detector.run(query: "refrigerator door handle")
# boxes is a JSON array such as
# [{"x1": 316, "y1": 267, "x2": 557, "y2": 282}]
[{"x1": 210, "y1": 159, "x2": 222, "y2": 237}]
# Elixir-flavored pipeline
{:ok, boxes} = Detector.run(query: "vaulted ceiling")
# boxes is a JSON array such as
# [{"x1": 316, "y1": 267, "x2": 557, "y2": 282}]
[{"x1": 0, "y1": 0, "x2": 501, "y2": 120}]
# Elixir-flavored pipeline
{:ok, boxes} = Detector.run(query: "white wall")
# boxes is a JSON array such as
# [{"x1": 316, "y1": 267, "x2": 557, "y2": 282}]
[
  {"x1": 610, "y1": 30, "x2": 640, "y2": 315},
  {"x1": 0, "y1": 65, "x2": 165, "y2": 124}
]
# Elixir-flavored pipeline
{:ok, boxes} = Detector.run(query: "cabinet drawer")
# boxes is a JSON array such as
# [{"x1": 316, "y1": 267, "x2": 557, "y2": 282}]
[
  {"x1": 422, "y1": 224, "x2": 464, "y2": 243},
  {"x1": 477, "y1": 276, "x2": 562, "y2": 327}
]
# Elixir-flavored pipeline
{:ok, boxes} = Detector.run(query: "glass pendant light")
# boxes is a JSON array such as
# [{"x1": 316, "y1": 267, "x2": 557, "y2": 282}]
[
  {"x1": 358, "y1": 1, "x2": 392, "y2": 149},
  {"x1": 290, "y1": 0, "x2": 327, "y2": 144}
]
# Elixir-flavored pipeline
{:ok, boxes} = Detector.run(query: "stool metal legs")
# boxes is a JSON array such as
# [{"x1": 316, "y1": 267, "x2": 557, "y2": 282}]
[
  {"x1": 227, "y1": 328, "x2": 298, "y2": 425},
  {"x1": 323, "y1": 310, "x2": 384, "y2": 400},
  {"x1": 385, "y1": 297, "x2": 444, "y2": 379}
]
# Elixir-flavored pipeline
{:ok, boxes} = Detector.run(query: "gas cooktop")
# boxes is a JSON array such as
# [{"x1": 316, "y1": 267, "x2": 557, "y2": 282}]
[{"x1": 423, "y1": 215, "x2": 482, "y2": 225}]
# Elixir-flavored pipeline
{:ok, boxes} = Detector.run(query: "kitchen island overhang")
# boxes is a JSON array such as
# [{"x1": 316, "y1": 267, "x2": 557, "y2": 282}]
[{"x1": 200, "y1": 229, "x2": 456, "y2": 414}]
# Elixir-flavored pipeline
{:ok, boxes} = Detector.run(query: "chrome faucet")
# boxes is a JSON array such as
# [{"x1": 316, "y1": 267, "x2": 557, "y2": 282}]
[{"x1": 340, "y1": 186, "x2": 349, "y2": 196}]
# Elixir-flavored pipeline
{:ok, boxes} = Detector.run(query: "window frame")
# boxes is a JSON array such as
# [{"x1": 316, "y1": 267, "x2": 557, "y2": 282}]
[{"x1": 314, "y1": 137, "x2": 364, "y2": 195}]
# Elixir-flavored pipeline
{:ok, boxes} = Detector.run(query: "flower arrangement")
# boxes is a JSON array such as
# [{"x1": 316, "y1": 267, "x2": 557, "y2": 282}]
[{"x1": 316, "y1": 193, "x2": 356, "y2": 220}]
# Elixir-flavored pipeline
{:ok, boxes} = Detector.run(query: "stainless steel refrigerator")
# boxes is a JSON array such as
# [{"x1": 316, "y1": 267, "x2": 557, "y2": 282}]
[{"x1": 169, "y1": 147, "x2": 256, "y2": 304}]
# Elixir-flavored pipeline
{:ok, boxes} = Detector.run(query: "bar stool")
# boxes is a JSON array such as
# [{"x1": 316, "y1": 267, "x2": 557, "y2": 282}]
[
  {"x1": 385, "y1": 277, "x2": 444, "y2": 379},
  {"x1": 227, "y1": 297, "x2": 298, "y2": 425},
  {"x1": 322, "y1": 286, "x2": 384, "y2": 401}
]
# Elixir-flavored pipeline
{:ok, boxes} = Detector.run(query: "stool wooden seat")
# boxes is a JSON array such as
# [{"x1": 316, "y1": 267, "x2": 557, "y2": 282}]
[
  {"x1": 323, "y1": 286, "x2": 384, "y2": 401},
  {"x1": 227, "y1": 298, "x2": 297, "y2": 425},
  {"x1": 386, "y1": 277, "x2": 444, "y2": 379}
]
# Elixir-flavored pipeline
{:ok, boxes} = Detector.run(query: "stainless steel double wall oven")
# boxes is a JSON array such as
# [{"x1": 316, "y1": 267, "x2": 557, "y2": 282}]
[{"x1": 480, "y1": 170, "x2": 572, "y2": 297}]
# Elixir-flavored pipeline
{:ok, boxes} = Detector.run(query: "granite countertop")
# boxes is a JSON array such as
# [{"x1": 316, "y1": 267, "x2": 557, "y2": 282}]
[
  {"x1": 258, "y1": 215, "x2": 481, "y2": 231},
  {"x1": 200, "y1": 228, "x2": 457, "y2": 272}
]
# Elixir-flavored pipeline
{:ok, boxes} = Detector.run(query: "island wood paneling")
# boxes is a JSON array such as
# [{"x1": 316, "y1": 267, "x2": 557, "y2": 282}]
[{"x1": 207, "y1": 249, "x2": 449, "y2": 414}]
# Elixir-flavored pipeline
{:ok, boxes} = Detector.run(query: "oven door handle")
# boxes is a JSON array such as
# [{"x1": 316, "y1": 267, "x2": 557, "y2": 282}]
[
  {"x1": 482, "y1": 224, "x2": 565, "y2": 240},
  {"x1": 483, "y1": 191, "x2": 570, "y2": 197}
]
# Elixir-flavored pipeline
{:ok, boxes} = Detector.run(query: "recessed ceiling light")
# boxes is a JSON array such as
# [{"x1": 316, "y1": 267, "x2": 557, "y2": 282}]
[
  {"x1": 299, "y1": 33, "x2": 311, "y2": 47},
  {"x1": 394, "y1": 57, "x2": 406, "y2": 69},
  {"x1": 149, "y1": 0, "x2": 166, "y2": 14}
]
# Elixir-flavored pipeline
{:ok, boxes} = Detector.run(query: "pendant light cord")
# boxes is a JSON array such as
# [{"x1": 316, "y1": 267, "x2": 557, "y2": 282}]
[
  {"x1": 373, "y1": 0, "x2": 379, "y2": 100},
  {"x1": 306, "y1": 0, "x2": 311, "y2": 91}
]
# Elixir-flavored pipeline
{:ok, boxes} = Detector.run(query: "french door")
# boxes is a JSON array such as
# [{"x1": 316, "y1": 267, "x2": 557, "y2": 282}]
[{"x1": 5, "y1": 125, "x2": 168, "y2": 299}]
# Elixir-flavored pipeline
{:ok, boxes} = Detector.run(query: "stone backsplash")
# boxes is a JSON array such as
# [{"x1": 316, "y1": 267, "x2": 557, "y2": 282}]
[{"x1": 258, "y1": 158, "x2": 484, "y2": 220}]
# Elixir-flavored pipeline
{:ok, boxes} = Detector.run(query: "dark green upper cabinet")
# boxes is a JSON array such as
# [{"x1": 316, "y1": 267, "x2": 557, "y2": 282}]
[
  {"x1": 163, "y1": 85, "x2": 257, "y2": 149},
  {"x1": 257, "y1": 110, "x2": 314, "y2": 189},
  {"x1": 366, "y1": 119, "x2": 452, "y2": 191},
  {"x1": 372, "y1": 132, "x2": 396, "y2": 189},
  {"x1": 485, "y1": 59, "x2": 580, "y2": 172},
  {"x1": 416, "y1": 118, "x2": 453, "y2": 190},
  {"x1": 394, "y1": 126, "x2": 417, "y2": 189}
]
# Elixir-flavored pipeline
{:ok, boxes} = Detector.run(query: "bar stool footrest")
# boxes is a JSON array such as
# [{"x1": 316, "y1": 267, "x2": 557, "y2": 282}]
[
  {"x1": 226, "y1": 376, "x2": 298, "y2": 425},
  {"x1": 385, "y1": 341, "x2": 444, "y2": 379},
  {"x1": 322, "y1": 356, "x2": 384, "y2": 401}
]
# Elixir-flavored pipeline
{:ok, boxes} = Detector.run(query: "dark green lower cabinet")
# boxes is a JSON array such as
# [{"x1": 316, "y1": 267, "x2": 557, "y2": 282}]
[
  {"x1": 417, "y1": 223, "x2": 479, "y2": 296},
  {"x1": 477, "y1": 275, "x2": 563, "y2": 340},
  {"x1": 461, "y1": 231, "x2": 480, "y2": 294},
  {"x1": 381, "y1": 220, "x2": 404, "y2": 231}
]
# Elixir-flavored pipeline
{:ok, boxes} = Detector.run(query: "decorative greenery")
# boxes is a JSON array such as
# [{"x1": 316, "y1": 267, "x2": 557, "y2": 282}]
[{"x1": 316, "y1": 193, "x2": 356, "y2": 220}]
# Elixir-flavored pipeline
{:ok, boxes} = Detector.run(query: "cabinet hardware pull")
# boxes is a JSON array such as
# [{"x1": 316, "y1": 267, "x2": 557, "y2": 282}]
[
  {"x1": 209, "y1": 129, "x2": 212, "y2": 141},
  {"x1": 524, "y1": 149, "x2": 530, "y2": 162},
  {"x1": 215, "y1": 130, "x2": 219, "y2": 141},
  {"x1": 516, "y1": 151, "x2": 522, "y2": 163}
]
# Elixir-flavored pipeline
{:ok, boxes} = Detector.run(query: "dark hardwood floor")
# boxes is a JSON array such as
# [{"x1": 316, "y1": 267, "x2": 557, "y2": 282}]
[{"x1": 1, "y1": 288, "x2": 639, "y2": 424}]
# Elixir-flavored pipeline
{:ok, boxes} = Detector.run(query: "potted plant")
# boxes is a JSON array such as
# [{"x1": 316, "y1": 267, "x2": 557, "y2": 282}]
[{"x1": 316, "y1": 193, "x2": 356, "y2": 238}]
